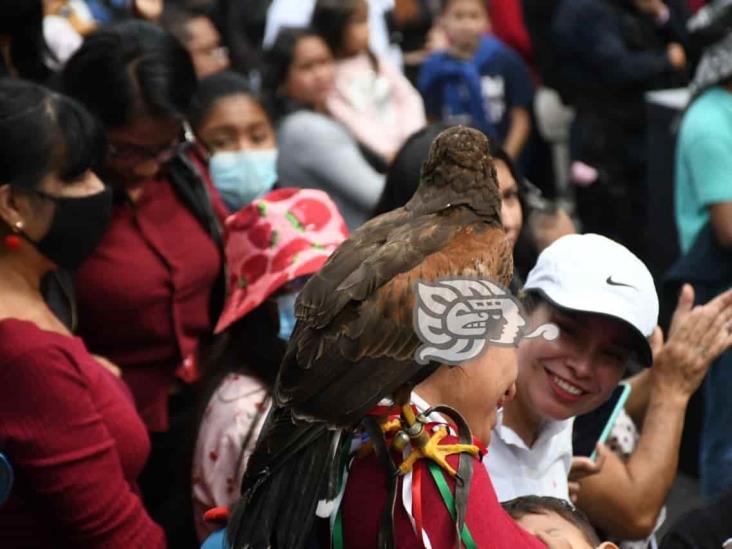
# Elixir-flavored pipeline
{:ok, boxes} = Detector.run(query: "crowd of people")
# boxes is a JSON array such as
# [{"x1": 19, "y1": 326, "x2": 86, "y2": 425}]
[{"x1": 1, "y1": 0, "x2": 732, "y2": 547}]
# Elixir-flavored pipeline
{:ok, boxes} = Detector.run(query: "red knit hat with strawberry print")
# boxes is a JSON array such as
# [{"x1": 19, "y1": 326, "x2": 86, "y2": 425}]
[{"x1": 214, "y1": 188, "x2": 349, "y2": 334}]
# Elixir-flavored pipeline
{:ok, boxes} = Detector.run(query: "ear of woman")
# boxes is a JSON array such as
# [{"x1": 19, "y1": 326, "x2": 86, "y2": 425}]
[{"x1": 0, "y1": 184, "x2": 30, "y2": 238}]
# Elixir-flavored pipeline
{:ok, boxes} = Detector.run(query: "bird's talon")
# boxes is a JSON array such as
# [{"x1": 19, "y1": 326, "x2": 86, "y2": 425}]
[{"x1": 396, "y1": 427, "x2": 480, "y2": 477}]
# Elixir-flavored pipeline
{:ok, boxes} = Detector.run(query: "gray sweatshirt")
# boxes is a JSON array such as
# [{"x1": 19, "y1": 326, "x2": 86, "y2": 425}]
[{"x1": 276, "y1": 110, "x2": 386, "y2": 230}]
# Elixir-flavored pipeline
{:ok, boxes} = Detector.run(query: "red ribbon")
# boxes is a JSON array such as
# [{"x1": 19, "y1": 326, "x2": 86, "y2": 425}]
[{"x1": 412, "y1": 462, "x2": 427, "y2": 548}]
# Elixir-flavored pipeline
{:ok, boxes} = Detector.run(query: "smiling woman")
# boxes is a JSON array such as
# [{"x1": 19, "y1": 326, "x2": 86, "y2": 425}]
[{"x1": 484, "y1": 233, "x2": 659, "y2": 503}]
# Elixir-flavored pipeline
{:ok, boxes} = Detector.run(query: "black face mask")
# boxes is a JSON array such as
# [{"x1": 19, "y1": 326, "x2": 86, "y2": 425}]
[{"x1": 22, "y1": 187, "x2": 113, "y2": 271}]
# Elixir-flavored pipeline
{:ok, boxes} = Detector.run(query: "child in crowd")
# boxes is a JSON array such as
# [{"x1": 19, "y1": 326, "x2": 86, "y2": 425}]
[
  {"x1": 265, "y1": 28, "x2": 385, "y2": 230},
  {"x1": 504, "y1": 496, "x2": 619, "y2": 549},
  {"x1": 311, "y1": 0, "x2": 426, "y2": 165},
  {"x1": 191, "y1": 188, "x2": 348, "y2": 542},
  {"x1": 189, "y1": 71, "x2": 278, "y2": 212},
  {"x1": 419, "y1": 0, "x2": 533, "y2": 159}
]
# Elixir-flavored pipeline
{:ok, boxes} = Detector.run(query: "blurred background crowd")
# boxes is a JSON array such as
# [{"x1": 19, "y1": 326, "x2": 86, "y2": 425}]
[{"x1": 2, "y1": 0, "x2": 732, "y2": 547}]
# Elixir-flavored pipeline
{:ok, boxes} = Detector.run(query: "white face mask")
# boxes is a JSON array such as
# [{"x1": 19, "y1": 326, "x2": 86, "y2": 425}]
[{"x1": 209, "y1": 148, "x2": 278, "y2": 211}]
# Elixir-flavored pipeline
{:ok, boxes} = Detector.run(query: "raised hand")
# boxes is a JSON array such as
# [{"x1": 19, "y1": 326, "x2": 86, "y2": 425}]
[{"x1": 653, "y1": 284, "x2": 732, "y2": 398}]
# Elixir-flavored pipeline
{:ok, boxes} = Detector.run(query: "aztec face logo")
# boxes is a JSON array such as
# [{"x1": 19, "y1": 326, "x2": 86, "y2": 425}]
[{"x1": 413, "y1": 278, "x2": 559, "y2": 365}]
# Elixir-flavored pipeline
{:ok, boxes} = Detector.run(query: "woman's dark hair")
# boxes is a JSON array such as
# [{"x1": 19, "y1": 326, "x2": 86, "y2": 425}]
[
  {"x1": 490, "y1": 147, "x2": 552, "y2": 286},
  {"x1": 491, "y1": 148, "x2": 522, "y2": 193},
  {"x1": 0, "y1": 0, "x2": 52, "y2": 82},
  {"x1": 0, "y1": 78, "x2": 104, "y2": 192},
  {"x1": 60, "y1": 20, "x2": 197, "y2": 128},
  {"x1": 217, "y1": 0, "x2": 265, "y2": 80},
  {"x1": 372, "y1": 122, "x2": 452, "y2": 216},
  {"x1": 188, "y1": 70, "x2": 264, "y2": 132},
  {"x1": 262, "y1": 27, "x2": 323, "y2": 120}
]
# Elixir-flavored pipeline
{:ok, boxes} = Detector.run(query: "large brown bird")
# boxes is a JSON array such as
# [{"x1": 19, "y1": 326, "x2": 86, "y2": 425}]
[{"x1": 227, "y1": 126, "x2": 513, "y2": 548}]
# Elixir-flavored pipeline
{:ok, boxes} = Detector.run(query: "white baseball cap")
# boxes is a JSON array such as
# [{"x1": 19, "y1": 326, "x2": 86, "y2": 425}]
[{"x1": 523, "y1": 234, "x2": 659, "y2": 365}]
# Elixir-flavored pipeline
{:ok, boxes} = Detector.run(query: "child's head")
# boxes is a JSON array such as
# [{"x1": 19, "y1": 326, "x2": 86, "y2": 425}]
[
  {"x1": 516, "y1": 234, "x2": 658, "y2": 422},
  {"x1": 189, "y1": 71, "x2": 278, "y2": 210},
  {"x1": 190, "y1": 71, "x2": 275, "y2": 155},
  {"x1": 264, "y1": 28, "x2": 335, "y2": 114},
  {"x1": 503, "y1": 496, "x2": 618, "y2": 549},
  {"x1": 312, "y1": 0, "x2": 370, "y2": 58},
  {"x1": 439, "y1": 0, "x2": 488, "y2": 56}
]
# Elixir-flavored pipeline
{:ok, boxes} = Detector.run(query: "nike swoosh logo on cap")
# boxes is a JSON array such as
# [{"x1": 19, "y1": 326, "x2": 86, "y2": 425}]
[{"x1": 606, "y1": 276, "x2": 636, "y2": 289}]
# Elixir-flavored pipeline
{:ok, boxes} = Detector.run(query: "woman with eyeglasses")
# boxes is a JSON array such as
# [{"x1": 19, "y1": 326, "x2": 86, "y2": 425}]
[
  {"x1": 0, "y1": 78, "x2": 166, "y2": 548},
  {"x1": 60, "y1": 20, "x2": 228, "y2": 536}
]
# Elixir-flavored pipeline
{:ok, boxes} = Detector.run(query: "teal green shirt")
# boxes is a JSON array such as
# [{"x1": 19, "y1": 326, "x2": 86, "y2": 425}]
[{"x1": 675, "y1": 87, "x2": 732, "y2": 254}]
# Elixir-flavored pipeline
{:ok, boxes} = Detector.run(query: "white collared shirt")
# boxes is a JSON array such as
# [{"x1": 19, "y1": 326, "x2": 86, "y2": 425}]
[{"x1": 484, "y1": 409, "x2": 574, "y2": 502}]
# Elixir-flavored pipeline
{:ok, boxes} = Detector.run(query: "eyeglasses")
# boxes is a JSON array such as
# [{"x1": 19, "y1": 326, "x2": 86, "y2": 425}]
[{"x1": 106, "y1": 136, "x2": 182, "y2": 165}]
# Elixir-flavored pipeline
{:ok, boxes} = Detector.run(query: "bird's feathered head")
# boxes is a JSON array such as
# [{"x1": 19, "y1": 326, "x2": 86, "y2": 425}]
[{"x1": 406, "y1": 126, "x2": 500, "y2": 219}]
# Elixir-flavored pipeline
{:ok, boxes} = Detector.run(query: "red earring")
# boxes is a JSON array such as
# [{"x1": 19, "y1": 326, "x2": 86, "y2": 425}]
[
  {"x1": 3, "y1": 221, "x2": 23, "y2": 251},
  {"x1": 3, "y1": 235, "x2": 20, "y2": 250}
]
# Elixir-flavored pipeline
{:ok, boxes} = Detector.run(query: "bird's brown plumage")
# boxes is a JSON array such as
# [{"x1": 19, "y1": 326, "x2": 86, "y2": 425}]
[
  {"x1": 232, "y1": 126, "x2": 513, "y2": 549},
  {"x1": 275, "y1": 127, "x2": 511, "y2": 425}
]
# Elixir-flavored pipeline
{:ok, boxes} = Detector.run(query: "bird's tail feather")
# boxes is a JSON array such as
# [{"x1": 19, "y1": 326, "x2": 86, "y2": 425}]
[{"x1": 227, "y1": 409, "x2": 345, "y2": 549}]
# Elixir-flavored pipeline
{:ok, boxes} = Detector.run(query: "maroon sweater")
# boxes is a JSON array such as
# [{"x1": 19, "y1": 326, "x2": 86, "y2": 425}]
[
  {"x1": 0, "y1": 319, "x2": 165, "y2": 548},
  {"x1": 342, "y1": 436, "x2": 546, "y2": 548}
]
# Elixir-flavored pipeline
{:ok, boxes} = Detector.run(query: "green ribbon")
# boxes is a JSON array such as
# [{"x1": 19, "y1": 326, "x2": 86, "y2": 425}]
[
  {"x1": 427, "y1": 462, "x2": 478, "y2": 549},
  {"x1": 333, "y1": 507, "x2": 345, "y2": 549}
]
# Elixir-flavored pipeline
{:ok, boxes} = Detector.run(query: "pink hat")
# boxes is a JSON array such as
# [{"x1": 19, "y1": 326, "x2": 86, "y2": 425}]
[{"x1": 214, "y1": 187, "x2": 349, "y2": 334}]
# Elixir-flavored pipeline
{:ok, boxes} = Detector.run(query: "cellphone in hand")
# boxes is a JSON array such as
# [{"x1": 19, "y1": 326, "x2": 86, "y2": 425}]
[{"x1": 572, "y1": 382, "x2": 632, "y2": 461}]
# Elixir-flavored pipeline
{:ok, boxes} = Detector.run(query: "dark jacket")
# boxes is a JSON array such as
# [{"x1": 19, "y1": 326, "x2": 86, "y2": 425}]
[
  {"x1": 552, "y1": 0, "x2": 690, "y2": 124},
  {"x1": 664, "y1": 222, "x2": 732, "y2": 306},
  {"x1": 660, "y1": 486, "x2": 732, "y2": 548}
]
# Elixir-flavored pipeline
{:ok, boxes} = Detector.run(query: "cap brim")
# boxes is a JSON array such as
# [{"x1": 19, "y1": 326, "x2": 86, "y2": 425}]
[{"x1": 529, "y1": 289, "x2": 653, "y2": 367}]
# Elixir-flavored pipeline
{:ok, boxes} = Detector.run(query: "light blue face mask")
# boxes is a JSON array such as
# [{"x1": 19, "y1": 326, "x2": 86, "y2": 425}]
[
  {"x1": 275, "y1": 292, "x2": 298, "y2": 341},
  {"x1": 209, "y1": 148, "x2": 278, "y2": 211}
]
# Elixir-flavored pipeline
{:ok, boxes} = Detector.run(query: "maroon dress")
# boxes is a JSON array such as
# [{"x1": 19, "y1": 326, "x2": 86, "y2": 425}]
[{"x1": 0, "y1": 319, "x2": 165, "y2": 548}]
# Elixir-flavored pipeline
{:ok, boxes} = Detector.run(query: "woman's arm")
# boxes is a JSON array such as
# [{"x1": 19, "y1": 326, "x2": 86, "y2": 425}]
[
  {"x1": 0, "y1": 345, "x2": 165, "y2": 548},
  {"x1": 503, "y1": 107, "x2": 532, "y2": 160},
  {"x1": 577, "y1": 285, "x2": 732, "y2": 539}
]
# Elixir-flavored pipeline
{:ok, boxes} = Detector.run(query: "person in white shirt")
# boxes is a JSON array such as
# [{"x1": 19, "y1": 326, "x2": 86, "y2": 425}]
[
  {"x1": 487, "y1": 233, "x2": 732, "y2": 546},
  {"x1": 486, "y1": 233, "x2": 660, "y2": 503}
]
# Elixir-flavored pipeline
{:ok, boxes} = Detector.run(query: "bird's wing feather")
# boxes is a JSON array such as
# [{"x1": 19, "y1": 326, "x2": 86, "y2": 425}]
[
  {"x1": 295, "y1": 207, "x2": 411, "y2": 329},
  {"x1": 277, "y1": 212, "x2": 511, "y2": 426}
]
